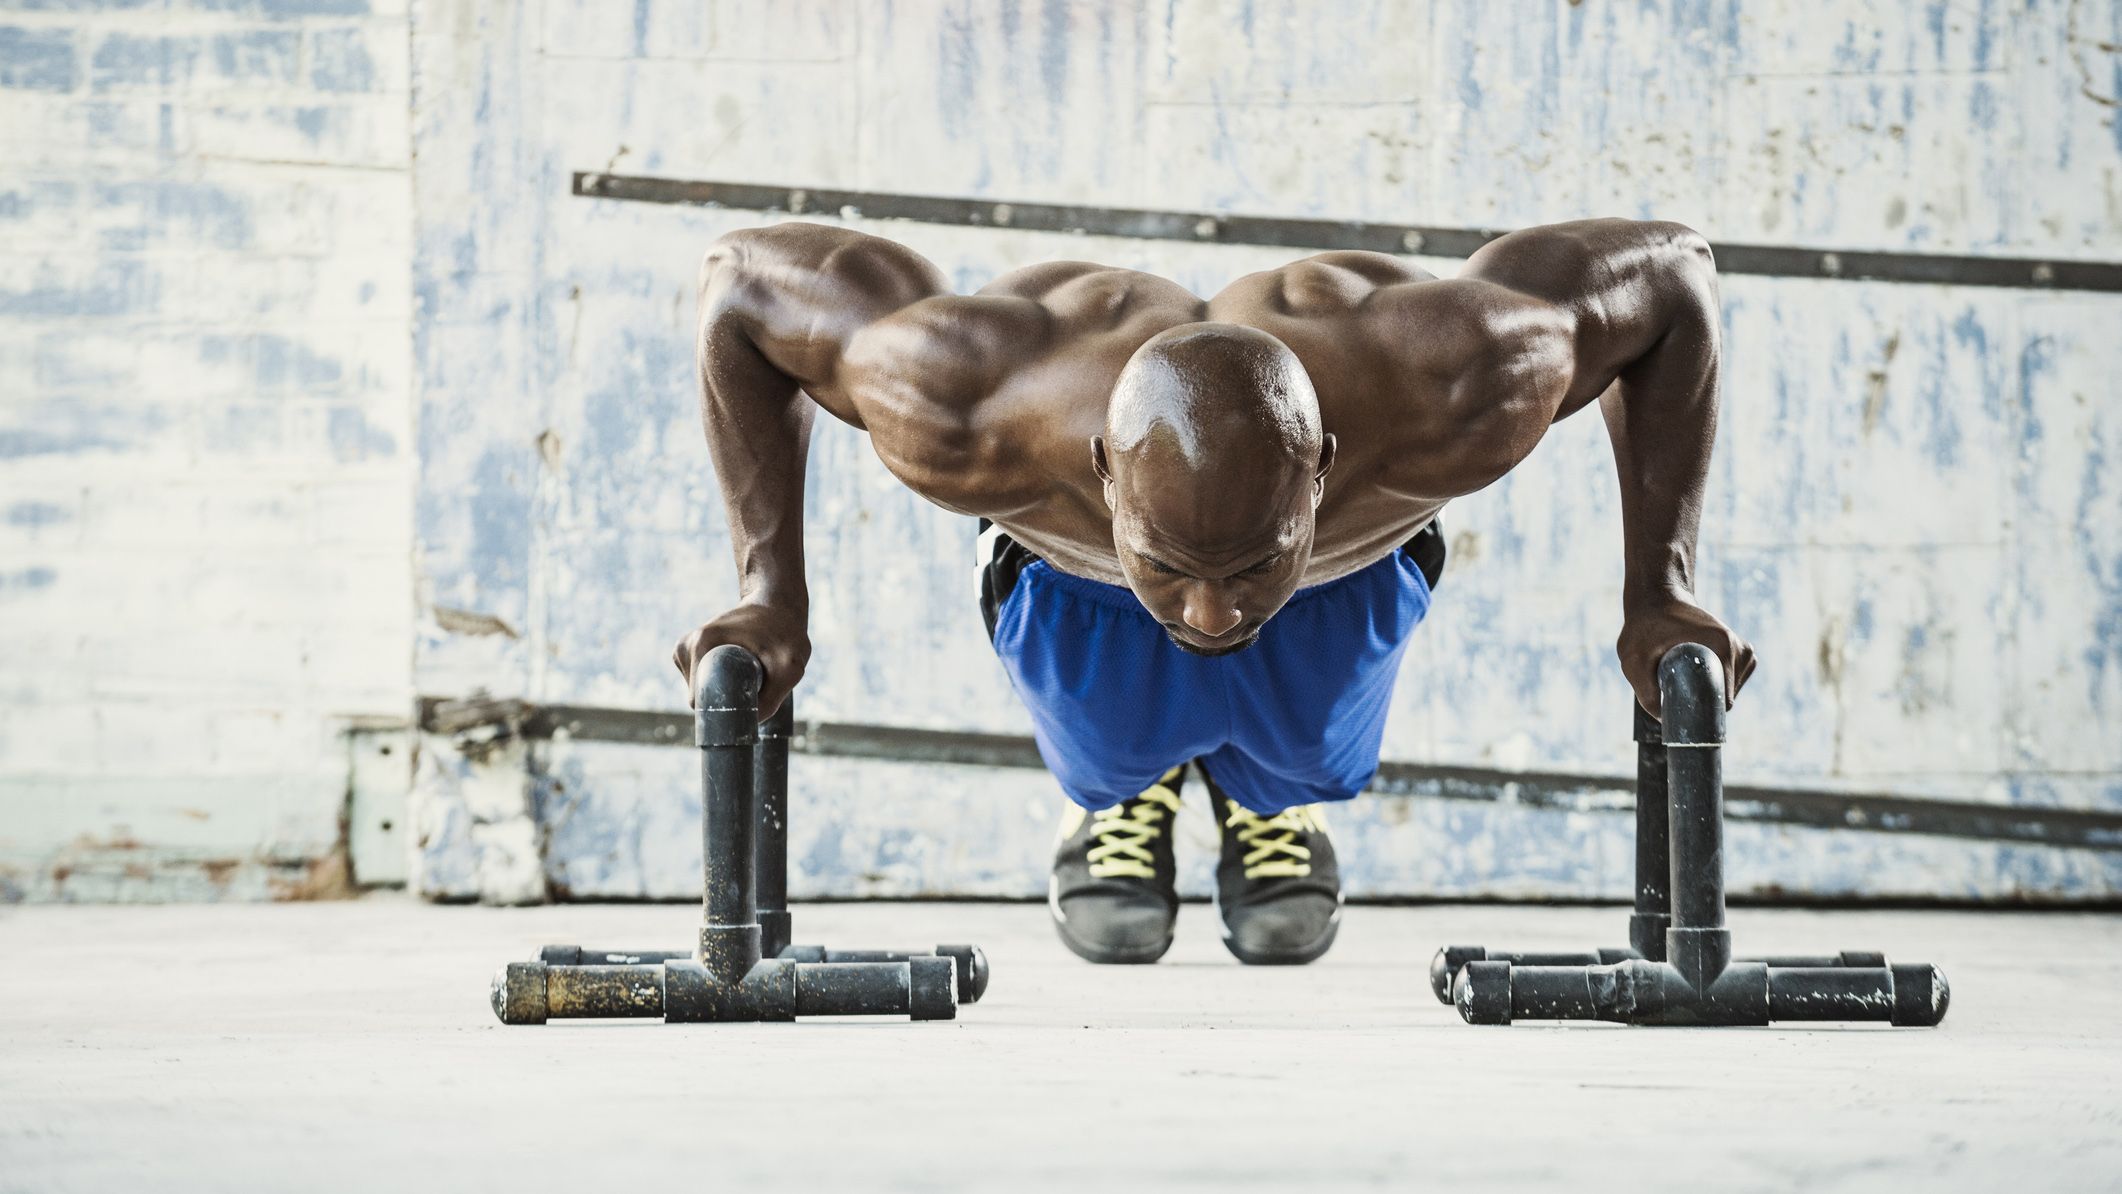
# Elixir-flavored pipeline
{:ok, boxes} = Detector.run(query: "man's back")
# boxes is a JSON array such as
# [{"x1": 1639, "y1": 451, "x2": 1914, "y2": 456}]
[
  {"x1": 685, "y1": 216, "x2": 1751, "y2": 725},
  {"x1": 717, "y1": 222, "x2": 1619, "y2": 586}
]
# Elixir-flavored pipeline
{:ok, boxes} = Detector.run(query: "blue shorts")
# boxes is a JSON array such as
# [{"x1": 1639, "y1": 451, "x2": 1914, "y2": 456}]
[{"x1": 982, "y1": 526, "x2": 1438, "y2": 815}]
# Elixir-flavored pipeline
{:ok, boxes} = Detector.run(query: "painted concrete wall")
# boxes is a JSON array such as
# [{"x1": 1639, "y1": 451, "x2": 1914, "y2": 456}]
[
  {"x1": 5, "y1": 0, "x2": 2116, "y2": 903},
  {"x1": 408, "y1": 0, "x2": 2122, "y2": 902},
  {"x1": 0, "y1": 0, "x2": 415, "y2": 900}
]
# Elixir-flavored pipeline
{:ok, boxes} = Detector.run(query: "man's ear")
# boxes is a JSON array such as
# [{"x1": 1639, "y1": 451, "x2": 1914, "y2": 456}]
[
  {"x1": 1092, "y1": 436, "x2": 1120, "y2": 514},
  {"x1": 1312, "y1": 433, "x2": 1337, "y2": 506}
]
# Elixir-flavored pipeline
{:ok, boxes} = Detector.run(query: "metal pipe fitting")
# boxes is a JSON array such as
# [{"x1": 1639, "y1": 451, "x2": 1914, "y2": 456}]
[
  {"x1": 489, "y1": 645, "x2": 991, "y2": 1026},
  {"x1": 1430, "y1": 642, "x2": 1950, "y2": 1028}
]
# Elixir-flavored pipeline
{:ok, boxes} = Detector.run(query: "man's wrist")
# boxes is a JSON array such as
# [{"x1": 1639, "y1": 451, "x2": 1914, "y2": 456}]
[
  {"x1": 1623, "y1": 578, "x2": 1692, "y2": 613},
  {"x1": 737, "y1": 583, "x2": 808, "y2": 616}
]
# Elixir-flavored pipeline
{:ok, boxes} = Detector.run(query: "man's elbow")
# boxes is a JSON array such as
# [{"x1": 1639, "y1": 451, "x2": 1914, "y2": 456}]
[
  {"x1": 1651, "y1": 222, "x2": 1717, "y2": 286},
  {"x1": 1633, "y1": 224, "x2": 1719, "y2": 324},
  {"x1": 698, "y1": 232, "x2": 758, "y2": 303},
  {"x1": 700, "y1": 233, "x2": 782, "y2": 339}
]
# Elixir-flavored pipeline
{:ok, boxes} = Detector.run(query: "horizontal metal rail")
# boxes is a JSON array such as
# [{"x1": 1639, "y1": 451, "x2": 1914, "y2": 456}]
[
  {"x1": 572, "y1": 171, "x2": 2122, "y2": 294},
  {"x1": 415, "y1": 696, "x2": 2122, "y2": 853}
]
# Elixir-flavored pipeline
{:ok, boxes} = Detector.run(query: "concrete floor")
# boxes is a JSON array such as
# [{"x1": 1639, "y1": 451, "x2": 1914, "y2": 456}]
[{"x1": 1, "y1": 898, "x2": 2118, "y2": 1193}]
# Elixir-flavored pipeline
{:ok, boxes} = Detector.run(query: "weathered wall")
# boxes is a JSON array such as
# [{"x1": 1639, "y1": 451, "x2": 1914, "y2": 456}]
[
  {"x1": 0, "y1": 0, "x2": 415, "y2": 900},
  {"x1": 407, "y1": 0, "x2": 2122, "y2": 902},
  {"x1": 4, "y1": 1, "x2": 2116, "y2": 903}
]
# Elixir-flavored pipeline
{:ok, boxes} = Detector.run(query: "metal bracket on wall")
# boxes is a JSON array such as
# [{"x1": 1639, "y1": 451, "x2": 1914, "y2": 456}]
[
  {"x1": 572, "y1": 172, "x2": 2122, "y2": 295},
  {"x1": 416, "y1": 697, "x2": 2122, "y2": 856}
]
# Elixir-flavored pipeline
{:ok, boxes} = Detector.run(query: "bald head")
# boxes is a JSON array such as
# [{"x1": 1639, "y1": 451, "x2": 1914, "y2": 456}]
[
  {"x1": 1101, "y1": 323, "x2": 1324, "y2": 538},
  {"x1": 1106, "y1": 323, "x2": 1321, "y2": 472},
  {"x1": 1092, "y1": 323, "x2": 1336, "y2": 655}
]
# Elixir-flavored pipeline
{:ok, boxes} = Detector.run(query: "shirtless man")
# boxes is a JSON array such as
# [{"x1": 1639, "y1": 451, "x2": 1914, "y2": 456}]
[{"x1": 672, "y1": 219, "x2": 1757, "y2": 967}]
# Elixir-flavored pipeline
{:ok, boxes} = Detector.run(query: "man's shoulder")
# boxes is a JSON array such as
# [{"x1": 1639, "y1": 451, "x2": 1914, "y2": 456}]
[{"x1": 1358, "y1": 276, "x2": 1574, "y2": 376}]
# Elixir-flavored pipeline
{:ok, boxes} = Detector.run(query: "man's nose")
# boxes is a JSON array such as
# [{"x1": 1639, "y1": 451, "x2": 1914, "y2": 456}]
[{"x1": 1180, "y1": 586, "x2": 1243, "y2": 638}]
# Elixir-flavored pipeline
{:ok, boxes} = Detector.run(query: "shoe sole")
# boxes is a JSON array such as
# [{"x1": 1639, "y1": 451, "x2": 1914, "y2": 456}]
[
  {"x1": 1214, "y1": 892, "x2": 1342, "y2": 966},
  {"x1": 1049, "y1": 876, "x2": 1175, "y2": 965}
]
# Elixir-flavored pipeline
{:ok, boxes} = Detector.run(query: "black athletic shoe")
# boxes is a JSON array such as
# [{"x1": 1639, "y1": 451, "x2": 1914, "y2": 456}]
[
  {"x1": 1200, "y1": 762, "x2": 1344, "y2": 965},
  {"x1": 1048, "y1": 767, "x2": 1185, "y2": 964}
]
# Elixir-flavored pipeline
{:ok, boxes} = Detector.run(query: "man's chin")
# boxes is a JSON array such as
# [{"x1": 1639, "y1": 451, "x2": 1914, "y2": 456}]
[{"x1": 1167, "y1": 630, "x2": 1262, "y2": 657}]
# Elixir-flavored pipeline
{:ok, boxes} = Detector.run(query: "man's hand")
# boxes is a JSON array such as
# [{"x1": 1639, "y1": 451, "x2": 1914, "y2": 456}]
[
  {"x1": 1616, "y1": 594, "x2": 1756, "y2": 717},
  {"x1": 671, "y1": 603, "x2": 812, "y2": 721}
]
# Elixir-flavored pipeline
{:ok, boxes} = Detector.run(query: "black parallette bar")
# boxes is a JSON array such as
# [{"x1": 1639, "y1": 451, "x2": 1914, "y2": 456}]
[
  {"x1": 696, "y1": 646, "x2": 762, "y2": 983},
  {"x1": 778, "y1": 944, "x2": 991, "y2": 1004},
  {"x1": 571, "y1": 171, "x2": 2122, "y2": 294},
  {"x1": 1767, "y1": 967, "x2": 1897, "y2": 1021},
  {"x1": 792, "y1": 959, "x2": 957, "y2": 1020},
  {"x1": 1632, "y1": 708, "x2": 1672, "y2": 959},
  {"x1": 702, "y1": 746, "x2": 755, "y2": 928},
  {"x1": 1438, "y1": 642, "x2": 1951, "y2": 1028},
  {"x1": 538, "y1": 945, "x2": 689, "y2": 965},
  {"x1": 755, "y1": 696, "x2": 794, "y2": 959},
  {"x1": 440, "y1": 698, "x2": 2122, "y2": 853}
]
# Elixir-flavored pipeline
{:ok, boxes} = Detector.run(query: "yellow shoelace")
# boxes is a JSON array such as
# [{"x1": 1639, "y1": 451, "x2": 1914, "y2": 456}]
[
  {"x1": 1223, "y1": 803, "x2": 1326, "y2": 879},
  {"x1": 1085, "y1": 769, "x2": 1185, "y2": 879}
]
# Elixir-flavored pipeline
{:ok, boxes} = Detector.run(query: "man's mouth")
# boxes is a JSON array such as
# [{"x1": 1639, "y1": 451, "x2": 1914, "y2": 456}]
[{"x1": 1163, "y1": 621, "x2": 1263, "y2": 657}]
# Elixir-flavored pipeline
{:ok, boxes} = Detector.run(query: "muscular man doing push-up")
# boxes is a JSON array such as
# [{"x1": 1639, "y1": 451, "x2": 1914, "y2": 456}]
[{"x1": 672, "y1": 219, "x2": 1757, "y2": 967}]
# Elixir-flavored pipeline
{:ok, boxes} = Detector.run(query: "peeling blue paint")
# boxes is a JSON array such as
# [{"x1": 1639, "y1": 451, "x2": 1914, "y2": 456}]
[
  {"x1": 33, "y1": 337, "x2": 126, "y2": 390},
  {"x1": 1455, "y1": 50, "x2": 1482, "y2": 113},
  {"x1": 467, "y1": 447, "x2": 533, "y2": 596},
  {"x1": 195, "y1": 0, "x2": 371, "y2": 15},
  {"x1": 1038, "y1": 0, "x2": 1069, "y2": 161},
  {"x1": 1924, "y1": 0, "x2": 1950, "y2": 61},
  {"x1": 2074, "y1": 425, "x2": 2118, "y2": 709},
  {"x1": 0, "y1": 26, "x2": 78, "y2": 92},
  {"x1": 1968, "y1": 79, "x2": 1999, "y2": 135},
  {"x1": 292, "y1": 105, "x2": 333, "y2": 142},
  {"x1": 1160, "y1": 0, "x2": 1177, "y2": 82},
  {"x1": 1851, "y1": 598, "x2": 1876, "y2": 642},
  {"x1": 4, "y1": 502, "x2": 70, "y2": 529},
  {"x1": 307, "y1": 28, "x2": 376, "y2": 93},
  {"x1": 0, "y1": 422, "x2": 130, "y2": 460},
  {"x1": 1971, "y1": 0, "x2": 1999, "y2": 68},
  {"x1": 197, "y1": 404, "x2": 281, "y2": 455},
  {"x1": 90, "y1": 32, "x2": 200, "y2": 90},
  {"x1": 2016, "y1": 335, "x2": 2053, "y2": 446},
  {"x1": 0, "y1": 259, "x2": 154, "y2": 318},
  {"x1": 1918, "y1": 368, "x2": 1963, "y2": 469},
  {"x1": 96, "y1": 180, "x2": 253, "y2": 252},
  {"x1": 254, "y1": 334, "x2": 342, "y2": 392},
  {"x1": 81, "y1": 98, "x2": 180, "y2": 153},
  {"x1": 211, "y1": 29, "x2": 298, "y2": 84},
  {"x1": 326, "y1": 406, "x2": 397, "y2": 463}
]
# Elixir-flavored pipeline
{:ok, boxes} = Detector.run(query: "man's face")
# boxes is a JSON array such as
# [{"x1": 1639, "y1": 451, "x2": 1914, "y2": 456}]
[
  {"x1": 1112, "y1": 507, "x2": 1314, "y2": 657},
  {"x1": 1093, "y1": 428, "x2": 1334, "y2": 656}
]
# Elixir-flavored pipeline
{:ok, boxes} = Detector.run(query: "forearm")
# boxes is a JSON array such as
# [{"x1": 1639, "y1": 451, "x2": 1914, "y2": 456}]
[
  {"x1": 1464, "y1": 221, "x2": 1724, "y2": 605},
  {"x1": 1563, "y1": 228, "x2": 1722, "y2": 610},
  {"x1": 698, "y1": 281, "x2": 814, "y2": 615},
  {"x1": 1602, "y1": 284, "x2": 1719, "y2": 610}
]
